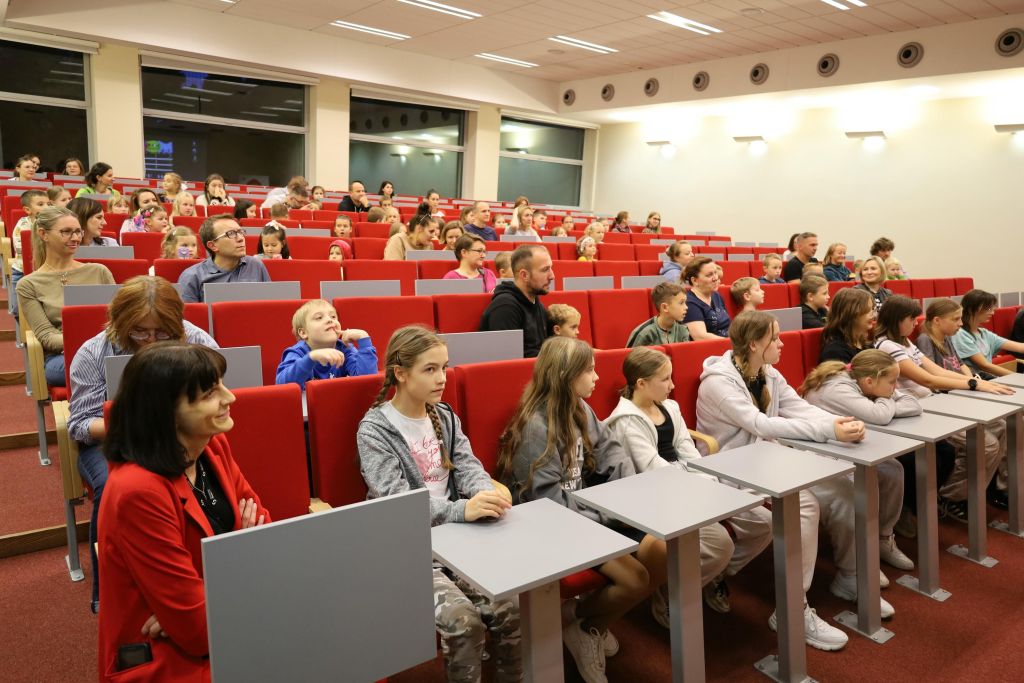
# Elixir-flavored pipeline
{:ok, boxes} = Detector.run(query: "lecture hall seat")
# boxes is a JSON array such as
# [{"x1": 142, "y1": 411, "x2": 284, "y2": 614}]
[
  {"x1": 545, "y1": 290, "x2": 594, "y2": 345},
  {"x1": 667, "y1": 338, "x2": 732, "y2": 426},
  {"x1": 263, "y1": 259, "x2": 343, "y2": 299},
  {"x1": 332, "y1": 296, "x2": 435, "y2": 370},
  {"x1": 433, "y1": 293, "x2": 492, "y2": 334},
  {"x1": 343, "y1": 259, "x2": 417, "y2": 295},
  {"x1": 551, "y1": 260, "x2": 594, "y2": 291},
  {"x1": 153, "y1": 258, "x2": 203, "y2": 283},
  {"x1": 593, "y1": 260, "x2": 640, "y2": 287},
  {"x1": 211, "y1": 299, "x2": 310, "y2": 385},
  {"x1": 77, "y1": 259, "x2": 150, "y2": 283},
  {"x1": 588, "y1": 289, "x2": 650, "y2": 350}
]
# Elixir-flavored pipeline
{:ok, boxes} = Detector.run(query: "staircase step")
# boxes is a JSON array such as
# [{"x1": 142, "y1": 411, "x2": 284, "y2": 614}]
[
  {"x1": 0, "y1": 330, "x2": 13, "y2": 342},
  {"x1": 0, "y1": 430, "x2": 57, "y2": 451},
  {"x1": 0, "y1": 370, "x2": 25, "y2": 386}
]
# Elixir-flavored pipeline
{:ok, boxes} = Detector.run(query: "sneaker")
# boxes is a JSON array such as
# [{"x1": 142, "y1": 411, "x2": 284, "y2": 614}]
[
  {"x1": 560, "y1": 598, "x2": 578, "y2": 627},
  {"x1": 880, "y1": 570, "x2": 890, "y2": 589},
  {"x1": 829, "y1": 573, "x2": 895, "y2": 619},
  {"x1": 894, "y1": 507, "x2": 917, "y2": 539},
  {"x1": 702, "y1": 575, "x2": 731, "y2": 613},
  {"x1": 769, "y1": 604, "x2": 849, "y2": 652},
  {"x1": 562, "y1": 619, "x2": 607, "y2": 683},
  {"x1": 879, "y1": 535, "x2": 915, "y2": 571},
  {"x1": 602, "y1": 630, "x2": 619, "y2": 658},
  {"x1": 939, "y1": 497, "x2": 970, "y2": 524},
  {"x1": 988, "y1": 489, "x2": 1010, "y2": 510},
  {"x1": 650, "y1": 584, "x2": 670, "y2": 629}
]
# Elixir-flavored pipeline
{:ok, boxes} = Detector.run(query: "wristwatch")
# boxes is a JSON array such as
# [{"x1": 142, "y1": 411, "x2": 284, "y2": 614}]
[{"x1": 968, "y1": 378, "x2": 978, "y2": 391}]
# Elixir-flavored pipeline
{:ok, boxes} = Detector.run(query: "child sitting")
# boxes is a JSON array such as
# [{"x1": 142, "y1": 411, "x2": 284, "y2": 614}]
[
  {"x1": 576, "y1": 236, "x2": 597, "y2": 262},
  {"x1": 328, "y1": 239, "x2": 351, "y2": 262},
  {"x1": 172, "y1": 193, "x2": 197, "y2": 218},
  {"x1": 533, "y1": 209, "x2": 548, "y2": 231},
  {"x1": 627, "y1": 282, "x2": 690, "y2": 347},
  {"x1": 759, "y1": 253, "x2": 784, "y2": 284},
  {"x1": 551, "y1": 225, "x2": 569, "y2": 237},
  {"x1": 493, "y1": 214, "x2": 509, "y2": 231},
  {"x1": 800, "y1": 274, "x2": 830, "y2": 329},
  {"x1": 47, "y1": 186, "x2": 72, "y2": 208},
  {"x1": 494, "y1": 251, "x2": 513, "y2": 279},
  {"x1": 333, "y1": 215, "x2": 353, "y2": 238},
  {"x1": 802, "y1": 262, "x2": 825, "y2": 278},
  {"x1": 885, "y1": 257, "x2": 906, "y2": 280},
  {"x1": 729, "y1": 277, "x2": 764, "y2": 313},
  {"x1": 367, "y1": 206, "x2": 386, "y2": 223},
  {"x1": 548, "y1": 303, "x2": 581, "y2": 338},
  {"x1": 275, "y1": 300, "x2": 378, "y2": 389},
  {"x1": 10, "y1": 189, "x2": 49, "y2": 285},
  {"x1": 126, "y1": 206, "x2": 170, "y2": 236},
  {"x1": 106, "y1": 195, "x2": 130, "y2": 214},
  {"x1": 161, "y1": 226, "x2": 198, "y2": 260},
  {"x1": 257, "y1": 224, "x2": 289, "y2": 260},
  {"x1": 267, "y1": 202, "x2": 290, "y2": 229}
]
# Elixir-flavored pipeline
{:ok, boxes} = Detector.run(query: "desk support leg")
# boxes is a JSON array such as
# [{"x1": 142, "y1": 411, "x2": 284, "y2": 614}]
[
  {"x1": 897, "y1": 444, "x2": 951, "y2": 601},
  {"x1": 755, "y1": 493, "x2": 812, "y2": 683},
  {"x1": 948, "y1": 426, "x2": 998, "y2": 567},
  {"x1": 835, "y1": 465, "x2": 893, "y2": 643},
  {"x1": 667, "y1": 531, "x2": 705, "y2": 683},
  {"x1": 520, "y1": 582, "x2": 563, "y2": 683},
  {"x1": 991, "y1": 410, "x2": 1024, "y2": 538}
]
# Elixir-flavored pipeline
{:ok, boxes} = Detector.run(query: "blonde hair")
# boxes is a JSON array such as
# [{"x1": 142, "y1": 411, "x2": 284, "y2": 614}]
[
  {"x1": 621, "y1": 346, "x2": 670, "y2": 399},
  {"x1": 762, "y1": 253, "x2": 782, "y2": 267},
  {"x1": 31, "y1": 206, "x2": 77, "y2": 269},
  {"x1": 106, "y1": 195, "x2": 130, "y2": 212},
  {"x1": 800, "y1": 349, "x2": 897, "y2": 396},
  {"x1": 162, "y1": 172, "x2": 183, "y2": 194},
  {"x1": 171, "y1": 192, "x2": 195, "y2": 217},
  {"x1": 547, "y1": 303, "x2": 580, "y2": 328},
  {"x1": 823, "y1": 243, "x2": 846, "y2": 266},
  {"x1": 730, "y1": 277, "x2": 759, "y2": 307},
  {"x1": 728, "y1": 311, "x2": 778, "y2": 411},
  {"x1": 290, "y1": 299, "x2": 335, "y2": 339},
  {"x1": 858, "y1": 255, "x2": 888, "y2": 284},
  {"x1": 160, "y1": 226, "x2": 194, "y2": 259}
]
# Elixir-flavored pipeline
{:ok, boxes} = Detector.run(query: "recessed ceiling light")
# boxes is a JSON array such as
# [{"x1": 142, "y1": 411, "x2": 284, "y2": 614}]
[
  {"x1": 396, "y1": 0, "x2": 480, "y2": 20},
  {"x1": 740, "y1": 7, "x2": 765, "y2": 16},
  {"x1": 331, "y1": 20, "x2": 410, "y2": 40},
  {"x1": 475, "y1": 53, "x2": 538, "y2": 68},
  {"x1": 821, "y1": 0, "x2": 850, "y2": 9},
  {"x1": 548, "y1": 36, "x2": 618, "y2": 55},
  {"x1": 647, "y1": 11, "x2": 722, "y2": 36}
]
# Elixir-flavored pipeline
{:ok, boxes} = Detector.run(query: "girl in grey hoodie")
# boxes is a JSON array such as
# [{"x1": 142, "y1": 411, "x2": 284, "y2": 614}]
[{"x1": 356, "y1": 326, "x2": 521, "y2": 683}]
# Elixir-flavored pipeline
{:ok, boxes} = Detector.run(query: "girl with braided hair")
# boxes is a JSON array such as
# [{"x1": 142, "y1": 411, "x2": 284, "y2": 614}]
[{"x1": 356, "y1": 325, "x2": 522, "y2": 683}]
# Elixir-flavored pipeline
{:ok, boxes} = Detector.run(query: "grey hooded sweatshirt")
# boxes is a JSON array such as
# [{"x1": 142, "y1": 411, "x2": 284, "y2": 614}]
[{"x1": 803, "y1": 373, "x2": 923, "y2": 426}]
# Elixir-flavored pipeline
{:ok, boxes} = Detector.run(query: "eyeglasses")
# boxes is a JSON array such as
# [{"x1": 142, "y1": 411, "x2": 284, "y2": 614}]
[
  {"x1": 54, "y1": 228, "x2": 84, "y2": 239},
  {"x1": 213, "y1": 228, "x2": 246, "y2": 241},
  {"x1": 128, "y1": 328, "x2": 172, "y2": 342},
  {"x1": 468, "y1": 248, "x2": 488, "y2": 255}
]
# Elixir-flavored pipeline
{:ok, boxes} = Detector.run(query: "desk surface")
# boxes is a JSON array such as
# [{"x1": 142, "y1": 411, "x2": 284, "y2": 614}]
[
  {"x1": 865, "y1": 412, "x2": 974, "y2": 442},
  {"x1": 950, "y1": 388, "x2": 1024, "y2": 408},
  {"x1": 920, "y1": 393, "x2": 1017, "y2": 423},
  {"x1": 778, "y1": 431, "x2": 922, "y2": 466},
  {"x1": 431, "y1": 498, "x2": 638, "y2": 601},
  {"x1": 688, "y1": 441, "x2": 854, "y2": 498},
  {"x1": 571, "y1": 469, "x2": 764, "y2": 541},
  {"x1": 994, "y1": 373, "x2": 1024, "y2": 389}
]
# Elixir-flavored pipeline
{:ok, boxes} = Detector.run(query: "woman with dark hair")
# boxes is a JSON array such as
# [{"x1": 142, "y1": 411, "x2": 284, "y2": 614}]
[
  {"x1": 76, "y1": 162, "x2": 120, "y2": 199},
  {"x1": 378, "y1": 180, "x2": 395, "y2": 201},
  {"x1": 67, "y1": 197, "x2": 117, "y2": 247},
  {"x1": 98, "y1": 342, "x2": 267, "y2": 681},
  {"x1": 61, "y1": 157, "x2": 85, "y2": 176},
  {"x1": 232, "y1": 199, "x2": 257, "y2": 220},
  {"x1": 196, "y1": 173, "x2": 236, "y2": 207},
  {"x1": 819, "y1": 288, "x2": 876, "y2": 364}
]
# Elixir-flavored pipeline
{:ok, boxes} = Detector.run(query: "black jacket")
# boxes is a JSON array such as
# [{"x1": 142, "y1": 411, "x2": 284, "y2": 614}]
[
  {"x1": 337, "y1": 196, "x2": 369, "y2": 213},
  {"x1": 801, "y1": 304, "x2": 827, "y2": 330},
  {"x1": 479, "y1": 281, "x2": 549, "y2": 358}
]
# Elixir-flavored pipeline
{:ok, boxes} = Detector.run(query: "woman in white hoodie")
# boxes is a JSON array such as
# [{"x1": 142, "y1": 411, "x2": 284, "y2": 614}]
[
  {"x1": 696, "y1": 311, "x2": 868, "y2": 652},
  {"x1": 604, "y1": 347, "x2": 771, "y2": 617}
]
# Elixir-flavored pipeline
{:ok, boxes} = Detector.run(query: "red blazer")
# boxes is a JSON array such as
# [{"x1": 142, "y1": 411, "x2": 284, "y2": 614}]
[{"x1": 97, "y1": 434, "x2": 270, "y2": 682}]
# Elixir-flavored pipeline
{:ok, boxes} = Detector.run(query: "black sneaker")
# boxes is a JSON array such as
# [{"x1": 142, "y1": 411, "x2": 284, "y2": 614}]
[
  {"x1": 988, "y1": 489, "x2": 1010, "y2": 510},
  {"x1": 939, "y1": 498, "x2": 969, "y2": 523}
]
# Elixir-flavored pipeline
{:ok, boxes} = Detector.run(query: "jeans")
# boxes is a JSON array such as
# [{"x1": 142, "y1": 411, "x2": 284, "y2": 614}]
[
  {"x1": 44, "y1": 353, "x2": 66, "y2": 387},
  {"x1": 77, "y1": 442, "x2": 108, "y2": 605}
]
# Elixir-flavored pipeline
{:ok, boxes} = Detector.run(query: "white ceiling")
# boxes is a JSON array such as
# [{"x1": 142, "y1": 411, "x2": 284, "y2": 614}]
[{"x1": 169, "y1": 0, "x2": 1024, "y2": 81}]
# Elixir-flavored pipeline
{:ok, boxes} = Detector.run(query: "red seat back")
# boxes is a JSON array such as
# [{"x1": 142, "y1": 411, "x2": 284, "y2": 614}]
[
  {"x1": 909, "y1": 278, "x2": 936, "y2": 300},
  {"x1": 78, "y1": 259, "x2": 150, "y2": 283},
  {"x1": 801, "y1": 327, "x2": 824, "y2": 375},
  {"x1": 355, "y1": 223, "x2": 391, "y2": 239},
  {"x1": 587, "y1": 347, "x2": 665, "y2": 421},
  {"x1": 288, "y1": 235, "x2": 346, "y2": 260},
  {"x1": 774, "y1": 330, "x2": 805, "y2": 389},
  {"x1": 954, "y1": 277, "x2": 974, "y2": 295},
  {"x1": 545, "y1": 290, "x2": 593, "y2": 345},
  {"x1": 589, "y1": 289, "x2": 650, "y2": 349},
  {"x1": 332, "y1": 296, "x2": 435, "y2": 369},
  {"x1": 343, "y1": 259, "x2": 417, "y2": 295},
  {"x1": 153, "y1": 258, "x2": 203, "y2": 283},
  {"x1": 433, "y1": 293, "x2": 491, "y2": 333},
  {"x1": 170, "y1": 216, "x2": 203, "y2": 231},
  {"x1": 351, "y1": 237, "x2": 387, "y2": 260},
  {"x1": 62, "y1": 305, "x2": 109, "y2": 392},
  {"x1": 992, "y1": 306, "x2": 1020, "y2": 338},
  {"x1": 719, "y1": 261, "x2": 748, "y2": 285},
  {"x1": 636, "y1": 244, "x2": 667, "y2": 262},
  {"x1": 211, "y1": 299, "x2": 310, "y2": 384},
  {"x1": 886, "y1": 280, "x2": 912, "y2": 296},
  {"x1": 596, "y1": 243, "x2": 635, "y2": 261},
  {"x1": 263, "y1": 258, "x2": 343, "y2": 299},
  {"x1": 121, "y1": 232, "x2": 167, "y2": 261},
  {"x1": 667, "y1": 338, "x2": 731, "y2": 426},
  {"x1": 761, "y1": 283, "x2": 790, "y2": 310},
  {"x1": 593, "y1": 261, "x2": 640, "y2": 287},
  {"x1": 828, "y1": 281, "x2": 856, "y2": 297},
  {"x1": 551, "y1": 260, "x2": 594, "y2": 290},
  {"x1": 455, "y1": 358, "x2": 536, "y2": 474},
  {"x1": 416, "y1": 260, "x2": 457, "y2": 280},
  {"x1": 933, "y1": 278, "x2": 957, "y2": 297}
]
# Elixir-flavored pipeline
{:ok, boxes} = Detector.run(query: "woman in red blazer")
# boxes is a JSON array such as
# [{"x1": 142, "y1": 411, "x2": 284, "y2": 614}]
[{"x1": 98, "y1": 342, "x2": 270, "y2": 682}]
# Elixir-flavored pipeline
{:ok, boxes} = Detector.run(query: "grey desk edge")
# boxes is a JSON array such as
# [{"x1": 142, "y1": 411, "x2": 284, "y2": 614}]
[
  {"x1": 688, "y1": 459, "x2": 854, "y2": 498},
  {"x1": 865, "y1": 419, "x2": 974, "y2": 443},
  {"x1": 921, "y1": 399, "x2": 1017, "y2": 423},
  {"x1": 777, "y1": 436, "x2": 923, "y2": 466}
]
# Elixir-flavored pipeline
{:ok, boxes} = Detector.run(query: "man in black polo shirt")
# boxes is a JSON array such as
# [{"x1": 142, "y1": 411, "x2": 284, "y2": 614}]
[{"x1": 783, "y1": 231, "x2": 819, "y2": 283}]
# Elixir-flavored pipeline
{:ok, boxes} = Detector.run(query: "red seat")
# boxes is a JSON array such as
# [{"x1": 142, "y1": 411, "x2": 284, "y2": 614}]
[
  {"x1": 332, "y1": 296, "x2": 435, "y2": 370},
  {"x1": 596, "y1": 243, "x2": 634, "y2": 261},
  {"x1": 801, "y1": 327, "x2": 824, "y2": 374},
  {"x1": 343, "y1": 259, "x2": 417, "y2": 296},
  {"x1": 992, "y1": 306, "x2": 1020, "y2": 338},
  {"x1": 120, "y1": 232, "x2": 167, "y2": 261},
  {"x1": 288, "y1": 235, "x2": 347, "y2": 260},
  {"x1": 62, "y1": 305, "x2": 109, "y2": 392},
  {"x1": 351, "y1": 238, "x2": 387, "y2": 260},
  {"x1": 153, "y1": 258, "x2": 203, "y2": 283},
  {"x1": 717, "y1": 285, "x2": 739, "y2": 319},
  {"x1": 551, "y1": 260, "x2": 594, "y2": 290},
  {"x1": 227, "y1": 384, "x2": 311, "y2": 520},
  {"x1": 211, "y1": 299, "x2": 310, "y2": 385},
  {"x1": 171, "y1": 216, "x2": 203, "y2": 231},
  {"x1": 635, "y1": 244, "x2": 668, "y2": 262},
  {"x1": 933, "y1": 278, "x2": 957, "y2": 297},
  {"x1": 78, "y1": 259, "x2": 150, "y2": 283},
  {"x1": 599, "y1": 232, "x2": 630, "y2": 244},
  {"x1": 355, "y1": 223, "x2": 391, "y2": 239},
  {"x1": 434, "y1": 293, "x2": 491, "y2": 333},
  {"x1": 287, "y1": 209, "x2": 315, "y2": 221},
  {"x1": 639, "y1": 261, "x2": 664, "y2": 277},
  {"x1": 761, "y1": 284, "x2": 790, "y2": 311},
  {"x1": 667, "y1": 338, "x2": 731, "y2": 426},
  {"x1": 416, "y1": 260, "x2": 457, "y2": 281},
  {"x1": 954, "y1": 277, "x2": 974, "y2": 295},
  {"x1": 909, "y1": 278, "x2": 936, "y2": 300},
  {"x1": 593, "y1": 261, "x2": 640, "y2": 287},
  {"x1": 587, "y1": 347, "x2": 665, "y2": 420},
  {"x1": 483, "y1": 241, "x2": 514, "y2": 252},
  {"x1": 545, "y1": 290, "x2": 593, "y2": 345},
  {"x1": 263, "y1": 259, "x2": 343, "y2": 299},
  {"x1": 787, "y1": 282, "x2": 801, "y2": 308},
  {"x1": 300, "y1": 220, "x2": 335, "y2": 230},
  {"x1": 774, "y1": 330, "x2": 806, "y2": 389},
  {"x1": 454, "y1": 358, "x2": 536, "y2": 474},
  {"x1": 828, "y1": 281, "x2": 856, "y2": 297},
  {"x1": 589, "y1": 289, "x2": 650, "y2": 350},
  {"x1": 886, "y1": 280, "x2": 912, "y2": 296},
  {"x1": 313, "y1": 209, "x2": 343, "y2": 221},
  {"x1": 719, "y1": 261, "x2": 748, "y2": 285},
  {"x1": 205, "y1": 205, "x2": 234, "y2": 216}
]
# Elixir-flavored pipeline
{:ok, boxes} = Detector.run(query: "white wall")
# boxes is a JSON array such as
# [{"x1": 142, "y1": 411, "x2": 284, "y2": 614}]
[{"x1": 592, "y1": 96, "x2": 1024, "y2": 292}]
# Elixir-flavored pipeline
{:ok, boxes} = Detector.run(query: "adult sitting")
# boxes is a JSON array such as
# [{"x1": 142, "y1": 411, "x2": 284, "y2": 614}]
[
  {"x1": 659, "y1": 240, "x2": 694, "y2": 282},
  {"x1": 822, "y1": 242, "x2": 855, "y2": 282},
  {"x1": 444, "y1": 234, "x2": 497, "y2": 293},
  {"x1": 16, "y1": 207, "x2": 115, "y2": 385},
  {"x1": 13, "y1": 154, "x2": 36, "y2": 181},
  {"x1": 425, "y1": 188, "x2": 446, "y2": 218},
  {"x1": 177, "y1": 215, "x2": 269, "y2": 303},
  {"x1": 506, "y1": 205, "x2": 539, "y2": 238},
  {"x1": 682, "y1": 256, "x2": 730, "y2": 340},
  {"x1": 196, "y1": 173, "x2": 235, "y2": 207},
  {"x1": 260, "y1": 176, "x2": 309, "y2": 210},
  {"x1": 383, "y1": 213, "x2": 436, "y2": 260},
  {"x1": 98, "y1": 342, "x2": 268, "y2": 682},
  {"x1": 337, "y1": 180, "x2": 370, "y2": 213},
  {"x1": 75, "y1": 162, "x2": 120, "y2": 199},
  {"x1": 68, "y1": 276, "x2": 218, "y2": 612},
  {"x1": 853, "y1": 256, "x2": 892, "y2": 312},
  {"x1": 782, "y1": 231, "x2": 819, "y2": 282},
  {"x1": 643, "y1": 211, "x2": 662, "y2": 234},
  {"x1": 479, "y1": 243, "x2": 553, "y2": 357},
  {"x1": 463, "y1": 201, "x2": 497, "y2": 241},
  {"x1": 819, "y1": 287, "x2": 876, "y2": 364},
  {"x1": 61, "y1": 157, "x2": 85, "y2": 176},
  {"x1": 68, "y1": 197, "x2": 118, "y2": 247}
]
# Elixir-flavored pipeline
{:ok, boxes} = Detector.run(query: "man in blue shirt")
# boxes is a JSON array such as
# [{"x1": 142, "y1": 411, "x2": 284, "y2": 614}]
[
  {"x1": 177, "y1": 215, "x2": 270, "y2": 303},
  {"x1": 463, "y1": 201, "x2": 497, "y2": 242}
]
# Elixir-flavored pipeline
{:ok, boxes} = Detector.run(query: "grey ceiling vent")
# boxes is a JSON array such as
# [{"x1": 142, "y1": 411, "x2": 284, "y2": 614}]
[
  {"x1": 897, "y1": 42, "x2": 924, "y2": 68},
  {"x1": 643, "y1": 78, "x2": 660, "y2": 97},
  {"x1": 996, "y1": 28, "x2": 1024, "y2": 57},
  {"x1": 562, "y1": 89, "x2": 576, "y2": 106},
  {"x1": 692, "y1": 71, "x2": 709, "y2": 92},
  {"x1": 750, "y1": 63, "x2": 769, "y2": 85},
  {"x1": 817, "y1": 53, "x2": 839, "y2": 77},
  {"x1": 600, "y1": 83, "x2": 615, "y2": 101}
]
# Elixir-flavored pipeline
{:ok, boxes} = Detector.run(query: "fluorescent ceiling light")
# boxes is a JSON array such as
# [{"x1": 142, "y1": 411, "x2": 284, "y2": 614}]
[
  {"x1": 847, "y1": 0, "x2": 867, "y2": 6},
  {"x1": 43, "y1": 78, "x2": 84, "y2": 85},
  {"x1": 475, "y1": 53, "x2": 538, "y2": 68},
  {"x1": 647, "y1": 11, "x2": 721, "y2": 36},
  {"x1": 845, "y1": 130, "x2": 886, "y2": 139},
  {"x1": 732, "y1": 136, "x2": 764, "y2": 143},
  {"x1": 260, "y1": 106, "x2": 301, "y2": 111},
  {"x1": 182, "y1": 85, "x2": 234, "y2": 96},
  {"x1": 821, "y1": 0, "x2": 850, "y2": 9},
  {"x1": 284, "y1": 99, "x2": 303, "y2": 105},
  {"x1": 549, "y1": 36, "x2": 617, "y2": 54},
  {"x1": 396, "y1": 0, "x2": 480, "y2": 20},
  {"x1": 331, "y1": 20, "x2": 410, "y2": 40},
  {"x1": 162, "y1": 92, "x2": 212, "y2": 102}
]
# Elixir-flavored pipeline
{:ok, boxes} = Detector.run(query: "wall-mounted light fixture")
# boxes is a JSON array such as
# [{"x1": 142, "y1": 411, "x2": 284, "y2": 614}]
[
  {"x1": 733, "y1": 135, "x2": 767, "y2": 154},
  {"x1": 846, "y1": 130, "x2": 886, "y2": 151},
  {"x1": 995, "y1": 123, "x2": 1024, "y2": 134},
  {"x1": 646, "y1": 140, "x2": 677, "y2": 159}
]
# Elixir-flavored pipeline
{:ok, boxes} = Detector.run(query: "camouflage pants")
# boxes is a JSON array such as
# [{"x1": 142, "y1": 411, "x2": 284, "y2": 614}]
[{"x1": 433, "y1": 567, "x2": 522, "y2": 683}]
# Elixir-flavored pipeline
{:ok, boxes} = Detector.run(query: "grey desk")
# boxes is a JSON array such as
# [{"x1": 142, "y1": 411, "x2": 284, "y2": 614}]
[
  {"x1": 778, "y1": 433, "x2": 922, "y2": 644},
  {"x1": 431, "y1": 498, "x2": 638, "y2": 683},
  {"x1": 573, "y1": 469, "x2": 763, "y2": 683},
  {"x1": 994, "y1": 373, "x2": 1024, "y2": 389},
  {"x1": 950, "y1": 388, "x2": 1024, "y2": 539},
  {"x1": 690, "y1": 443, "x2": 853, "y2": 683},
  {"x1": 866, "y1": 413, "x2": 973, "y2": 601},
  {"x1": 919, "y1": 393, "x2": 1016, "y2": 567}
]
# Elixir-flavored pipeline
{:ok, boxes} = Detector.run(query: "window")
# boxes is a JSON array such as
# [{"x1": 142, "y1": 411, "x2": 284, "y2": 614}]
[
  {"x1": 498, "y1": 117, "x2": 585, "y2": 207},
  {"x1": 0, "y1": 40, "x2": 86, "y2": 102},
  {"x1": 349, "y1": 97, "x2": 465, "y2": 199},
  {"x1": 141, "y1": 67, "x2": 307, "y2": 182}
]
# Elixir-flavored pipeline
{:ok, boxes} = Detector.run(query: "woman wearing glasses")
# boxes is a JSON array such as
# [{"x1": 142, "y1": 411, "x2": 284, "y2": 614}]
[
  {"x1": 15, "y1": 207, "x2": 115, "y2": 386},
  {"x1": 443, "y1": 234, "x2": 498, "y2": 293},
  {"x1": 67, "y1": 276, "x2": 219, "y2": 613}
]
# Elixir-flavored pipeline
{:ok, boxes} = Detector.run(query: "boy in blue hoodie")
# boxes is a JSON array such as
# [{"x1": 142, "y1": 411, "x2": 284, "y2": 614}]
[{"x1": 275, "y1": 299, "x2": 378, "y2": 388}]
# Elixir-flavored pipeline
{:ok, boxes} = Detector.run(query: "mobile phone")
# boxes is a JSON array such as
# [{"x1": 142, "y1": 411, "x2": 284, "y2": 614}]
[
  {"x1": 176, "y1": 246, "x2": 191, "y2": 259},
  {"x1": 117, "y1": 643, "x2": 152, "y2": 671}
]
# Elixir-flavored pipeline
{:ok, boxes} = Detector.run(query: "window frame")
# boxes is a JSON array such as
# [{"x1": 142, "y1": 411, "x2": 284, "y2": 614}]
[{"x1": 497, "y1": 115, "x2": 589, "y2": 208}]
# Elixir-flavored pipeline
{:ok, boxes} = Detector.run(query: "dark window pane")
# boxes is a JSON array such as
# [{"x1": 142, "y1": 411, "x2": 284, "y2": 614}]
[
  {"x1": 351, "y1": 98, "x2": 464, "y2": 146},
  {"x1": 143, "y1": 117, "x2": 304, "y2": 186},
  {"x1": 349, "y1": 141, "x2": 461, "y2": 200},
  {"x1": 0, "y1": 100, "x2": 87, "y2": 173},
  {"x1": 0, "y1": 40, "x2": 86, "y2": 101},
  {"x1": 498, "y1": 157, "x2": 580, "y2": 206},
  {"x1": 500, "y1": 118, "x2": 584, "y2": 160},
  {"x1": 141, "y1": 67, "x2": 305, "y2": 128}
]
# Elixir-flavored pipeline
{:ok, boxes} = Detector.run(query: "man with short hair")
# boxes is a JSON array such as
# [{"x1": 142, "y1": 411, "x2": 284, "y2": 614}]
[
  {"x1": 463, "y1": 201, "x2": 497, "y2": 242},
  {"x1": 261, "y1": 175, "x2": 309, "y2": 210},
  {"x1": 177, "y1": 215, "x2": 270, "y2": 302},
  {"x1": 782, "y1": 231, "x2": 819, "y2": 283},
  {"x1": 479, "y1": 244, "x2": 553, "y2": 357},
  {"x1": 338, "y1": 180, "x2": 370, "y2": 213}
]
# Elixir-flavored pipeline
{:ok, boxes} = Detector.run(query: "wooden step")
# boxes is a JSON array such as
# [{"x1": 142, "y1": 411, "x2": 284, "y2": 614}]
[
  {"x1": 0, "y1": 521, "x2": 89, "y2": 559},
  {"x1": 0, "y1": 430, "x2": 57, "y2": 451},
  {"x1": 0, "y1": 330, "x2": 14, "y2": 342},
  {"x1": 0, "y1": 370, "x2": 25, "y2": 386}
]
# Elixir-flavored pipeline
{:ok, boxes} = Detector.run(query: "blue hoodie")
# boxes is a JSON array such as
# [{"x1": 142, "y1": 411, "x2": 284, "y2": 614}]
[
  {"x1": 659, "y1": 260, "x2": 682, "y2": 283},
  {"x1": 275, "y1": 337, "x2": 378, "y2": 389}
]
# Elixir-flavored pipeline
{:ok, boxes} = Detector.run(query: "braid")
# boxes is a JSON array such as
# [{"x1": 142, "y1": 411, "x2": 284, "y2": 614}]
[
  {"x1": 371, "y1": 371, "x2": 395, "y2": 408},
  {"x1": 425, "y1": 403, "x2": 454, "y2": 470}
]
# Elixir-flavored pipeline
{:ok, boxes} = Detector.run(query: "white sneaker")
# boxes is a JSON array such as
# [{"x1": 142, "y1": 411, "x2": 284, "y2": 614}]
[
  {"x1": 769, "y1": 604, "x2": 849, "y2": 652},
  {"x1": 880, "y1": 570, "x2": 890, "y2": 589},
  {"x1": 603, "y1": 630, "x2": 619, "y2": 658},
  {"x1": 563, "y1": 597, "x2": 617, "y2": 657},
  {"x1": 650, "y1": 584, "x2": 670, "y2": 629},
  {"x1": 879, "y1": 535, "x2": 915, "y2": 570},
  {"x1": 562, "y1": 619, "x2": 607, "y2": 683},
  {"x1": 829, "y1": 573, "x2": 895, "y2": 619}
]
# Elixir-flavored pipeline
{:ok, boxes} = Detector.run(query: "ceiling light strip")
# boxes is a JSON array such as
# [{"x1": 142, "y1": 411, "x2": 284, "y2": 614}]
[
  {"x1": 396, "y1": 0, "x2": 481, "y2": 19},
  {"x1": 331, "y1": 20, "x2": 410, "y2": 40},
  {"x1": 549, "y1": 36, "x2": 617, "y2": 54},
  {"x1": 475, "y1": 53, "x2": 538, "y2": 68},
  {"x1": 820, "y1": 0, "x2": 850, "y2": 10},
  {"x1": 647, "y1": 11, "x2": 722, "y2": 35}
]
